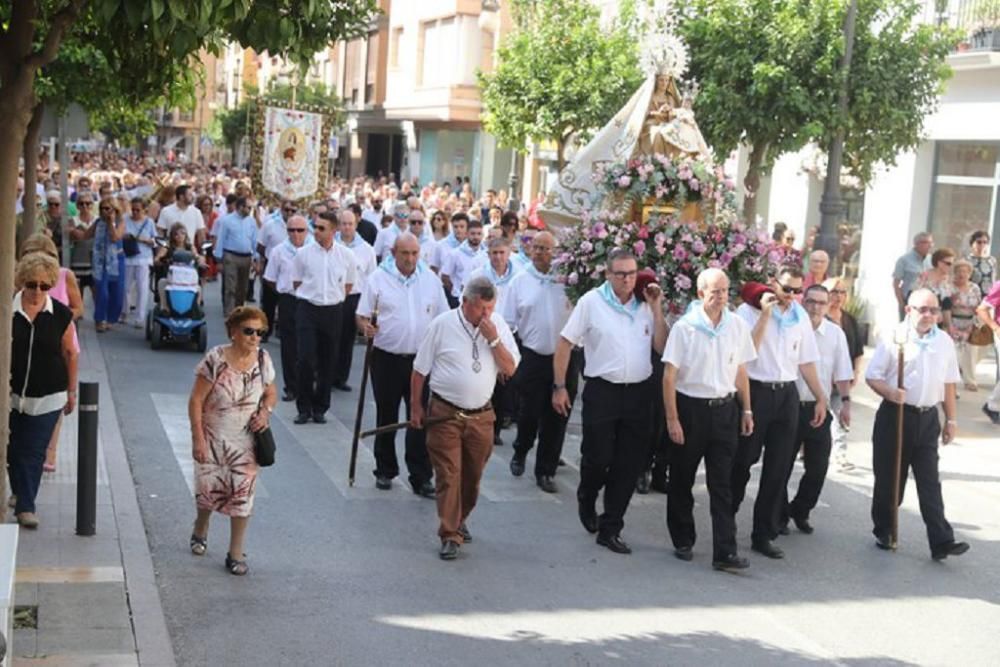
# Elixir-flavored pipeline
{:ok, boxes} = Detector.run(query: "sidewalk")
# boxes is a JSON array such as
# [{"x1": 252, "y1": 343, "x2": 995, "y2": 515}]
[{"x1": 6, "y1": 322, "x2": 174, "y2": 667}]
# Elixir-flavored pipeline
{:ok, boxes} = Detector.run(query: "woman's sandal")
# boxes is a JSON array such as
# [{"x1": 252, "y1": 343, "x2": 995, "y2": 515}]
[
  {"x1": 225, "y1": 553, "x2": 249, "y2": 576},
  {"x1": 189, "y1": 534, "x2": 207, "y2": 556}
]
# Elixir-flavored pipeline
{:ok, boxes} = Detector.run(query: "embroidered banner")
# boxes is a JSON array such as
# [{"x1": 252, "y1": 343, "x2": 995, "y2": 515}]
[{"x1": 261, "y1": 106, "x2": 324, "y2": 200}]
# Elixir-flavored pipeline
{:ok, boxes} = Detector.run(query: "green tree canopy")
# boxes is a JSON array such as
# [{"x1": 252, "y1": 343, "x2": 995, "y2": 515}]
[
  {"x1": 478, "y1": 0, "x2": 643, "y2": 168},
  {"x1": 678, "y1": 0, "x2": 958, "y2": 222}
]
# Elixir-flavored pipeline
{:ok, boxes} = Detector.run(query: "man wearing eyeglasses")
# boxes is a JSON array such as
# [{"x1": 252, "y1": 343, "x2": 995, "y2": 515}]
[
  {"x1": 780, "y1": 284, "x2": 853, "y2": 537},
  {"x1": 865, "y1": 288, "x2": 968, "y2": 561},
  {"x1": 264, "y1": 214, "x2": 312, "y2": 403},
  {"x1": 373, "y1": 202, "x2": 410, "y2": 263},
  {"x1": 731, "y1": 266, "x2": 827, "y2": 561},
  {"x1": 291, "y1": 210, "x2": 357, "y2": 424},
  {"x1": 554, "y1": 249, "x2": 668, "y2": 554},
  {"x1": 257, "y1": 199, "x2": 296, "y2": 339}
]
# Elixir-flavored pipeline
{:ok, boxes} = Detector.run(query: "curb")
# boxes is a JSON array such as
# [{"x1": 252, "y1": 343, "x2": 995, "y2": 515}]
[{"x1": 81, "y1": 323, "x2": 176, "y2": 667}]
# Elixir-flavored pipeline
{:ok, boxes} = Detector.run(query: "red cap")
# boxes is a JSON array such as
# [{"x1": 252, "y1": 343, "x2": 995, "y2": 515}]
[
  {"x1": 740, "y1": 281, "x2": 774, "y2": 309},
  {"x1": 634, "y1": 268, "x2": 659, "y2": 302}
]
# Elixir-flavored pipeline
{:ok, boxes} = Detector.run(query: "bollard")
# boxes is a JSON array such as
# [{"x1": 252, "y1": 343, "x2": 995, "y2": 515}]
[{"x1": 76, "y1": 382, "x2": 99, "y2": 536}]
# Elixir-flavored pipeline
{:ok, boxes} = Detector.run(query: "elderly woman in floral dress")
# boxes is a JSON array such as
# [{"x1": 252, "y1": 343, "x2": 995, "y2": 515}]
[
  {"x1": 949, "y1": 259, "x2": 983, "y2": 392},
  {"x1": 188, "y1": 306, "x2": 276, "y2": 575}
]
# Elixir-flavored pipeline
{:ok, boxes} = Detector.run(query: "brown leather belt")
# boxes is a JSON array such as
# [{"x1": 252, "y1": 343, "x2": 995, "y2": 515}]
[{"x1": 431, "y1": 393, "x2": 493, "y2": 415}]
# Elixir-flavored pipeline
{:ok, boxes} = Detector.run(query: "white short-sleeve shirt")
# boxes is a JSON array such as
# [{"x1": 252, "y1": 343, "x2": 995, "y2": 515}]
[
  {"x1": 339, "y1": 237, "x2": 377, "y2": 296},
  {"x1": 357, "y1": 266, "x2": 449, "y2": 355},
  {"x1": 258, "y1": 218, "x2": 288, "y2": 259},
  {"x1": 292, "y1": 242, "x2": 358, "y2": 306},
  {"x1": 736, "y1": 302, "x2": 820, "y2": 382},
  {"x1": 441, "y1": 244, "x2": 487, "y2": 298},
  {"x1": 865, "y1": 324, "x2": 961, "y2": 408},
  {"x1": 560, "y1": 287, "x2": 655, "y2": 384},
  {"x1": 373, "y1": 223, "x2": 406, "y2": 259},
  {"x1": 413, "y1": 308, "x2": 520, "y2": 409},
  {"x1": 662, "y1": 307, "x2": 756, "y2": 398},
  {"x1": 796, "y1": 319, "x2": 853, "y2": 402},
  {"x1": 502, "y1": 267, "x2": 573, "y2": 356},
  {"x1": 263, "y1": 241, "x2": 300, "y2": 295},
  {"x1": 156, "y1": 203, "x2": 205, "y2": 241}
]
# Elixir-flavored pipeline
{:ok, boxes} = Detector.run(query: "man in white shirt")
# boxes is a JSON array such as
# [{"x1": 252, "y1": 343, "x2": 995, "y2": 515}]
[
  {"x1": 441, "y1": 218, "x2": 486, "y2": 305},
  {"x1": 661, "y1": 269, "x2": 756, "y2": 572},
  {"x1": 503, "y1": 232, "x2": 575, "y2": 492},
  {"x1": 865, "y1": 288, "x2": 968, "y2": 560},
  {"x1": 257, "y1": 199, "x2": 296, "y2": 339},
  {"x1": 357, "y1": 233, "x2": 449, "y2": 498},
  {"x1": 333, "y1": 210, "x2": 377, "y2": 392},
  {"x1": 263, "y1": 215, "x2": 311, "y2": 402},
  {"x1": 730, "y1": 267, "x2": 827, "y2": 561},
  {"x1": 554, "y1": 249, "x2": 668, "y2": 555},
  {"x1": 372, "y1": 201, "x2": 409, "y2": 262},
  {"x1": 431, "y1": 212, "x2": 469, "y2": 308},
  {"x1": 291, "y1": 210, "x2": 358, "y2": 424},
  {"x1": 404, "y1": 210, "x2": 436, "y2": 265},
  {"x1": 411, "y1": 277, "x2": 520, "y2": 560},
  {"x1": 156, "y1": 184, "x2": 205, "y2": 246},
  {"x1": 781, "y1": 284, "x2": 853, "y2": 536}
]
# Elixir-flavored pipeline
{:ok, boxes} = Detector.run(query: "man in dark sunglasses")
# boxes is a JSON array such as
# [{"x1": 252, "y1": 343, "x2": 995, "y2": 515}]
[
  {"x1": 731, "y1": 265, "x2": 827, "y2": 561},
  {"x1": 263, "y1": 215, "x2": 312, "y2": 402}
]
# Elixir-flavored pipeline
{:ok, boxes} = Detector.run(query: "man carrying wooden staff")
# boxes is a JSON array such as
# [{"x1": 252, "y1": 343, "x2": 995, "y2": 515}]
[{"x1": 865, "y1": 288, "x2": 969, "y2": 561}]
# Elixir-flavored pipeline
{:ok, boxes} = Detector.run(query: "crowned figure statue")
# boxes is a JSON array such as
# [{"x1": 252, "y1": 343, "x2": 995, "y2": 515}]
[{"x1": 637, "y1": 78, "x2": 711, "y2": 161}]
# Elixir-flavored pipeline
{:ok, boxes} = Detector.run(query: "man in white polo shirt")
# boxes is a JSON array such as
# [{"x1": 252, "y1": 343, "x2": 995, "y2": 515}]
[
  {"x1": 730, "y1": 266, "x2": 827, "y2": 561},
  {"x1": 781, "y1": 283, "x2": 853, "y2": 536},
  {"x1": 865, "y1": 288, "x2": 968, "y2": 561},
  {"x1": 263, "y1": 214, "x2": 312, "y2": 402},
  {"x1": 291, "y1": 210, "x2": 357, "y2": 424},
  {"x1": 333, "y1": 209, "x2": 377, "y2": 392},
  {"x1": 440, "y1": 218, "x2": 486, "y2": 307},
  {"x1": 372, "y1": 201, "x2": 409, "y2": 262},
  {"x1": 411, "y1": 276, "x2": 520, "y2": 560},
  {"x1": 156, "y1": 184, "x2": 205, "y2": 246},
  {"x1": 663, "y1": 268, "x2": 756, "y2": 571},
  {"x1": 357, "y1": 233, "x2": 448, "y2": 498},
  {"x1": 554, "y1": 249, "x2": 668, "y2": 555}
]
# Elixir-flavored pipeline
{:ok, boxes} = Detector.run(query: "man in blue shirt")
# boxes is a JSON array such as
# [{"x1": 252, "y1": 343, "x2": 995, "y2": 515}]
[{"x1": 214, "y1": 196, "x2": 258, "y2": 316}]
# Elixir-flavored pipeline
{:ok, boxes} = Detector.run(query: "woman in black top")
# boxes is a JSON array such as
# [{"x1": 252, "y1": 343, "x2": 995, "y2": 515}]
[
  {"x1": 8, "y1": 252, "x2": 78, "y2": 528},
  {"x1": 825, "y1": 277, "x2": 863, "y2": 470}
]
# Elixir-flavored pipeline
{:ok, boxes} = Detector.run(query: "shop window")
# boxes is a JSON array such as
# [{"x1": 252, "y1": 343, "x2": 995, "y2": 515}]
[{"x1": 929, "y1": 142, "x2": 1000, "y2": 253}]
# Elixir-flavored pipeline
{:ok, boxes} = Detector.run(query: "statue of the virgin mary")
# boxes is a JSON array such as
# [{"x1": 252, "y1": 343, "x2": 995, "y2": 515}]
[{"x1": 538, "y1": 31, "x2": 711, "y2": 230}]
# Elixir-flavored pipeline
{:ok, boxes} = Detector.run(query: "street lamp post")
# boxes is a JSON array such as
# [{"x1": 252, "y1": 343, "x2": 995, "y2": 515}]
[
  {"x1": 480, "y1": 0, "x2": 520, "y2": 213},
  {"x1": 817, "y1": 0, "x2": 859, "y2": 272}
]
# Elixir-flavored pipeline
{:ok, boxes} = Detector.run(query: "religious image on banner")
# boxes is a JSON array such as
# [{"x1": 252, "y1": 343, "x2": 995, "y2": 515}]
[{"x1": 261, "y1": 106, "x2": 324, "y2": 200}]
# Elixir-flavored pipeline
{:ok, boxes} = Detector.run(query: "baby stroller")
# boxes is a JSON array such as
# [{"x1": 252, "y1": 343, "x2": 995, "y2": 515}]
[{"x1": 146, "y1": 249, "x2": 208, "y2": 351}]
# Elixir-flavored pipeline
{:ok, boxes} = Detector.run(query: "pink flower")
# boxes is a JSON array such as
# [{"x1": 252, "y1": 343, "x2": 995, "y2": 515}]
[
  {"x1": 568, "y1": 272, "x2": 579, "y2": 285},
  {"x1": 674, "y1": 274, "x2": 692, "y2": 290},
  {"x1": 618, "y1": 175, "x2": 632, "y2": 188},
  {"x1": 688, "y1": 178, "x2": 700, "y2": 192},
  {"x1": 580, "y1": 241, "x2": 593, "y2": 253},
  {"x1": 637, "y1": 225, "x2": 650, "y2": 240},
  {"x1": 633, "y1": 240, "x2": 646, "y2": 255},
  {"x1": 680, "y1": 233, "x2": 693, "y2": 244},
  {"x1": 708, "y1": 259, "x2": 722, "y2": 269},
  {"x1": 673, "y1": 246, "x2": 687, "y2": 261},
  {"x1": 691, "y1": 239, "x2": 706, "y2": 254}
]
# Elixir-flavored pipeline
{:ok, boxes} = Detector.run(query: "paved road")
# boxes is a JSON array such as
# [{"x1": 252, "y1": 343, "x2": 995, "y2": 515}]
[{"x1": 98, "y1": 285, "x2": 1000, "y2": 666}]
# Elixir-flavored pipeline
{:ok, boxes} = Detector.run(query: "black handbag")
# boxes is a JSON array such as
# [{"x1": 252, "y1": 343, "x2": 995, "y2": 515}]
[
  {"x1": 122, "y1": 235, "x2": 141, "y2": 257},
  {"x1": 251, "y1": 349, "x2": 276, "y2": 467}
]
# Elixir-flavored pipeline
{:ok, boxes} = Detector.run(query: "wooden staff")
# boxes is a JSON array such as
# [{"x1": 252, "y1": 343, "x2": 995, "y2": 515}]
[
  {"x1": 360, "y1": 415, "x2": 454, "y2": 439},
  {"x1": 348, "y1": 296, "x2": 378, "y2": 487},
  {"x1": 890, "y1": 330, "x2": 907, "y2": 550}
]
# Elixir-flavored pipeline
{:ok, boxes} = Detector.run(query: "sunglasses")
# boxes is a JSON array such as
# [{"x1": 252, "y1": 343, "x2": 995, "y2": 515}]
[
  {"x1": 241, "y1": 327, "x2": 268, "y2": 337},
  {"x1": 283, "y1": 207, "x2": 296, "y2": 213},
  {"x1": 915, "y1": 306, "x2": 941, "y2": 316},
  {"x1": 48, "y1": 201, "x2": 60, "y2": 206},
  {"x1": 288, "y1": 227, "x2": 308, "y2": 233},
  {"x1": 78, "y1": 201, "x2": 92, "y2": 207},
  {"x1": 779, "y1": 284, "x2": 803, "y2": 294},
  {"x1": 24, "y1": 281, "x2": 52, "y2": 291}
]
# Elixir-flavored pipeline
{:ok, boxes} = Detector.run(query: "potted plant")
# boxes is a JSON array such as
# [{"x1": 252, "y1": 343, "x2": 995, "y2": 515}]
[{"x1": 971, "y1": 0, "x2": 1000, "y2": 51}]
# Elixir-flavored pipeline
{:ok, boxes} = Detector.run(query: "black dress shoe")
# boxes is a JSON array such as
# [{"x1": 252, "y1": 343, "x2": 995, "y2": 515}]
[
  {"x1": 412, "y1": 480, "x2": 436, "y2": 498},
  {"x1": 636, "y1": 471, "x2": 651, "y2": 495},
  {"x1": 458, "y1": 523, "x2": 472, "y2": 543},
  {"x1": 312, "y1": 413, "x2": 327, "y2": 424},
  {"x1": 712, "y1": 553, "x2": 750, "y2": 572},
  {"x1": 375, "y1": 475, "x2": 392, "y2": 490},
  {"x1": 294, "y1": 413, "x2": 311, "y2": 425},
  {"x1": 439, "y1": 540, "x2": 459, "y2": 560},
  {"x1": 983, "y1": 403, "x2": 1000, "y2": 425},
  {"x1": 875, "y1": 535, "x2": 893, "y2": 551},
  {"x1": 578, "y1": 499, "x2": 598, "y2": 534},
  {"x1": 932, "y1": 541, "x2": 970, "y2": 561},
  {"x1": 674, "y1": 545, "x2": 693, "y2": 562},
  {"x1": 596, "y1": 533, "x2": 632, "y2": 554},
  {"x1": 558, "y1": 458, "x2": 567, "y2": 467},
  {"x1": 792, "y1": 516, "x2": 814, "y2": 534},
  {"x1": 281, "y1": 390, "x2": 296, "y2": 402},
  {"x1": 751, "y1": 540, "x2": 784, "y2": 559},
  {"x1": 333, "y1": 383, "x2": 352, "y2": 392},
  {"x1": 509, "y1": 454, "x2": 526, "y2": 477},
  {"x1": 536, "y1": 475, "x2": 557, "y2": 493}
]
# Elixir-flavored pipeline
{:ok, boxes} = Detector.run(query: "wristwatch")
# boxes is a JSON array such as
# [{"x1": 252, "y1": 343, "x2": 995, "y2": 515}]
[
  {"x1": 552, "y1": 383, "x2": 566, "y2": 391},
  {"x1": 841, "y1": 396, "x2": 850, "y2": 402},
  {"x1": 489, "y1": 337, "x2": 501, "y2": 348}
]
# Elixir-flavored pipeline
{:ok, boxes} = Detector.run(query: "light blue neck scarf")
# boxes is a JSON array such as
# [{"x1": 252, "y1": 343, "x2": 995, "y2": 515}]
[
  {"x1": 379, "y1": 255, "x2": 424, "y2": 286},
  {"x1": 444, "y1": 232, "x2": 461, "y2": 248},
  {"x1": 486, "y1": 261, "x2": 516, "y2": 287},
  {"x1": 772, "y1": 301, "x2": 806, "y2": 330},
  {"x1": 335, "y1": 232, "x2": 364, "y2": 249},
  {"x1": 598, "y1": 281, "x2": 639, "y2": 320},
  {"x1": 682, "y1": 300, "x2": 729, "y2": 338},
  {"x1": 912, "y1": 323, "x2": 939, "y2": 351},
  {"x1": 525, "y1": 263, "x2": 556, "y2": 284},
  {"x1": 458, "y1": 240, "x2": 483, "y2": 257}
]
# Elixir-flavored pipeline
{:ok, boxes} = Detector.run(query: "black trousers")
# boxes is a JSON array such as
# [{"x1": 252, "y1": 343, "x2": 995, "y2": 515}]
[
  {"x1": 371, "y1": 348, "x2": 433, "y2": 486},
  {"x1": 333, "y1": 293, "x2": 361, "y2": 386},
  {"x1": 871, "y1": 401, "x2": 954, "y2": 549},
  {"x1": 667, "y1": 394, "x2": 740, "y2": 559},
  {"x1": 578, "y1": 376, "x2": 652, "y2": 537},
  {"x1": 261, "y1": 277, "x2": 278, "y2": 336},
  {"x1": 513, "y1": 348, "x2": 578, "y2": 477},
  {"x1": 731, "y1": 380, "x2": 799, "y2": 543},
  {"x1": 783, "y1": 401, "x2": 833, "y2": 522},
  {"x1": 642, "y1": 355, "x2": 670, "y2": 484},
  {"x1": 277, "y1": 293, "x2": 299, "y2": 396},
  {"x1": 295, "y1": 301, "x2": 343, "y2": 417}
]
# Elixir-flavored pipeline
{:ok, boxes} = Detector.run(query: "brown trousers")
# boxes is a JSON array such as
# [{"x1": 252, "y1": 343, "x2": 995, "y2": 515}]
[{"x1": 425, "y1": 398, "x2": 495, "y2": 544}]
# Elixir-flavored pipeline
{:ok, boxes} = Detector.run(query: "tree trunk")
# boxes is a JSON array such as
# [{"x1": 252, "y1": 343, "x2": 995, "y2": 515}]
[
  {"x1": 742, "y1": 142, "x2": 768, "y2": 226},
  {"x1": 19, "y1": 102, "x2": 45, "y2": 254},
  {"x1": 556, "y1": 138, "x2": 566, "y2": 172},
  {"x1": 0, "y1": 72, "x2": 40, "y2": 511}
]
